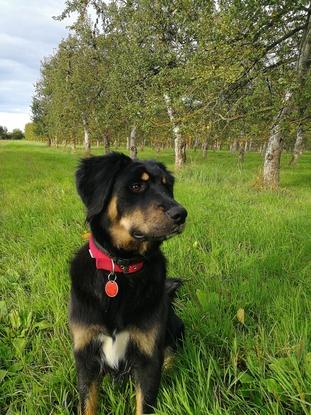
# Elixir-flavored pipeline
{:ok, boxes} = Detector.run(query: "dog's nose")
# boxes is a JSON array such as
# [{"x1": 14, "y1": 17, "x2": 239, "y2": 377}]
[{"x1": 166, "y1": 206, "x2": 187, "y2": 225}]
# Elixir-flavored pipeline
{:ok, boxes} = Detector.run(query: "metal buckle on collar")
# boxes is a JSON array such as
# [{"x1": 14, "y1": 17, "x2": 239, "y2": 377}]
[{"x1": 120, "y1": 264, "x2": 129, "y2": 273}]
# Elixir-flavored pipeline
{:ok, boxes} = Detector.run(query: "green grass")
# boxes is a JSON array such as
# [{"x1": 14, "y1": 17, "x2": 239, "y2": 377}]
[{"x1": 0, "y1": 140, "x2": 310, "y2": 415}]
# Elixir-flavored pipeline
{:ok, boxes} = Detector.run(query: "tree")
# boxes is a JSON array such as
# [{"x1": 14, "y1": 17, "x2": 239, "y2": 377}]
[
  {"x1": 261, "y1": 3, "x2": 311, "y2": 186},
  {"x1": 0, "y1": 126, "x2": 9, "y2": 140},
  {"x1": 290, "y1": 5, "x2": 311, "y2": 165},
  {"x1": 24, "y1": 122, "x2": 46, "y2": 142},
  {"x1": 33, "y1": 0, "x2": 310, "y2": 179},
  {"x1": 10, "y1": 129, "x2": 24, "y2": 140}
]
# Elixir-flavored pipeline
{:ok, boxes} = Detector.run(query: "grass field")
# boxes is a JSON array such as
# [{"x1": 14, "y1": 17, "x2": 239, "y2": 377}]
[{"x1": 0, "y1": 140, "x2": 310, "y2": 415}]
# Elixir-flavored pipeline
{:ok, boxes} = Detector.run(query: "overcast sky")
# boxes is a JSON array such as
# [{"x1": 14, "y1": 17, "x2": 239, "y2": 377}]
[{"x1": 0, "y1": 0, "x2": 70, "y2": 131}]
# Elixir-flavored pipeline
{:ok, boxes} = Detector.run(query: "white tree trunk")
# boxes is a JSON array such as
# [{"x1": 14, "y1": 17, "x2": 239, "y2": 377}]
[
  {"x1": 130, "y1": 125, "x2": 137, "y2": 159},
  {"x1": 82, "y1": 117, "x2": 90, "y2": 153},
  {"x1": 263, "y1": 92, "x2": 291, "y2": 187},
  {"x1": 163, "y1": 93, "x2": 186, "y2": 168},
  {"x1": 291, "y1": 125, "x2": 304, "y2": 164}
]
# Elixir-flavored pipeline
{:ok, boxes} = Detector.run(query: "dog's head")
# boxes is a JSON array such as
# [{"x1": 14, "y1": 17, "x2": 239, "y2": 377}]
[{"x1": 76, "y1": 152, "x2": 187, "y2": 254}]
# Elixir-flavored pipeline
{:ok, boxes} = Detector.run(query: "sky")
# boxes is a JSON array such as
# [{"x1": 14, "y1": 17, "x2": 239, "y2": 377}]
[{"x1": 0, "y1": 0, "x2": 71, "y2": 132}]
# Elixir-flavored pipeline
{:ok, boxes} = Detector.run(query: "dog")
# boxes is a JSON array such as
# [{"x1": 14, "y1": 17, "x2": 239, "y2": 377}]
[{"x1": 69, "y1": 152, "x2": 187, "y2": 414}]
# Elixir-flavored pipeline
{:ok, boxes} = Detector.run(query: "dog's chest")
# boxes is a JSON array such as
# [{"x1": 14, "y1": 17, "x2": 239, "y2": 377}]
[{"x1": 98, "y1": 331, "x2": 130, "y2": 369}]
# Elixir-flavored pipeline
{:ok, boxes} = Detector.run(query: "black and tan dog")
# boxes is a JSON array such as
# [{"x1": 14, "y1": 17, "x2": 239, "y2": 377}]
[{"x1": 69, "y1": 152, "x2": 187, "y2": 414}]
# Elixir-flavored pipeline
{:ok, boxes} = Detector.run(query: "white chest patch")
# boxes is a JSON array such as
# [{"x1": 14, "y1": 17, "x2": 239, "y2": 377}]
[{"x1": 98, "y1": 331, "x2": 129, "y2": 369}]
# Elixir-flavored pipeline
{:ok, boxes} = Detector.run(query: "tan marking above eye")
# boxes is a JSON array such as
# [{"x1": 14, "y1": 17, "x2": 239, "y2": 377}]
[
  {"x1": 162, "y1": 176, "x2": 167, "y2": 184},
  {"x1": 141, "y1": 172, "x2": 150, "y2": 181}
]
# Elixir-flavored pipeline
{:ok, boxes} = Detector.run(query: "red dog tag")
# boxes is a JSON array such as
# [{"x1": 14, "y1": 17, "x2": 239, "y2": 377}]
[{"x1": 105, "y1": 280, "x2": 119, "y2": 297}]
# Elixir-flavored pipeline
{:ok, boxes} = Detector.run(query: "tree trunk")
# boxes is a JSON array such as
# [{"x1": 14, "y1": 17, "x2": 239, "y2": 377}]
[
  {"x1": 263, "y1": 92, "x2": 291, "y2": 188},
  {"x1": 263, "y1": 127, "x2": 283, "y2": 188},
  {"x1": 82, "y1": 118, "x2": 91, "y2": 153},
  {"x1": 231, "y1": 139, "x2": 239, "y2": 153},
  {"x1": 290, "y1": 125, "x2": 304, "y2": 165},
  {"x1": 193, "y1": 139, "x2": 199, "y2": 152},
  {"x1": 163, "y1": 93, "x2": 186, "y2": 168},
  {"x1": 261, "y1": 142, "x2": 267, "y2": 157},
  {"x1": 239, "y1": 146, "x2": 245, "y2": 163},
  {"x1": 202, "y1": 139, "x2": 208, "y2": 159},
  {"x1": 71, "y1": 136, "x2": 76, "y2": 152},
  {"x1": 103, "y1": 130, "x2": 110, "y2": 154},
  {"x1": 140, "y1": 139, "x2": 145, "y2": 151},
  {"x1": 290, "y1": 8, "x2": 311, "y2": 164},
  {"x1": 129, "y1": 125, "x2": 137, "y2": 159}
]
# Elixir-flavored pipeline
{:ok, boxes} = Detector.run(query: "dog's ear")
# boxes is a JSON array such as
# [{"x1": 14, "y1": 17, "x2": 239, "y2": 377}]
[{"x1": 76, "y1": 152, "x2": 131, "y2": 220}]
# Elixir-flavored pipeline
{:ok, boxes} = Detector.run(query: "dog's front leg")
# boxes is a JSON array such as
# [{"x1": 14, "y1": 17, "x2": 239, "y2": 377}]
[
  {"x1": 74, "y1": 347, "x2": 102, "y2": 415},
  {"x1": 134, "y1": 354, "x2": 163, "y2": 415}
]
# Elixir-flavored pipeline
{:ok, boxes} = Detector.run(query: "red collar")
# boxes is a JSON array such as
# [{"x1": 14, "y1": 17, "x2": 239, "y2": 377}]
[{"x1": 89, "y1": 235, "x2": 144, "y2": 274}]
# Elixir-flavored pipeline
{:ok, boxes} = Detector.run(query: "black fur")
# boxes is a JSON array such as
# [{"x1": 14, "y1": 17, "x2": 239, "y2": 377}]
[{"x1": 70, "y1": 152, "x2": 187, "y2": 414}]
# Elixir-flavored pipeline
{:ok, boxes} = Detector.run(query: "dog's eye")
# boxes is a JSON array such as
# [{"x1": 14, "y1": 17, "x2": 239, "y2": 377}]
[{"x1": 130, "y1": 183, "x2": 144, "y2": 193}]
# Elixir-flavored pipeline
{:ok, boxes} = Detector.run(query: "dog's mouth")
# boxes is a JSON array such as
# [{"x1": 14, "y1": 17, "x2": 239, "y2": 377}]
[{"x1": 131, "y1": 224, "x2": 185, "y2": 242}]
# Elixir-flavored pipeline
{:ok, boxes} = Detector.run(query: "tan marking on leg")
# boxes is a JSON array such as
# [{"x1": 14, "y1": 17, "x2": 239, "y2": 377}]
[
  {"x1": 130, "y1": 325, "x2": 159, "y2": 357},
  {"x1": 141, "y1": 172, "x2": 150, "y2": 181},
  {"x1": 136, "y1": 385, "x2": 144, "y2": 415},
  {"x1": 70, "y1": 323, "x2": 106, "y2": 351},
  {"x1": 161, "y1": 176, "x2": 167, "y2": 184},
  {"x1": 84, "y1": 382, "x2": 98, "y2": 415}
]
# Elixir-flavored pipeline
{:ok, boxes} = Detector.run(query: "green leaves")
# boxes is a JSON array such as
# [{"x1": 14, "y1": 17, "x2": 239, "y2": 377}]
[
  {"x1": 32, "y1": 0, "x2": 310, "y2": 159},
  {"x1": 1, "y1": 305, "x2": 53, "y2": 363}
]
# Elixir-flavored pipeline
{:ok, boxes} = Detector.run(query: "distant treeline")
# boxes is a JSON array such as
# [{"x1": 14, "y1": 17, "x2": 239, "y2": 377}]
[
  {"x1": 0, "y1": 126, "x2": 24, "y2": 140},
  {"x1": 31, "y1": 1, "x2": 310, "y2": 186}
]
